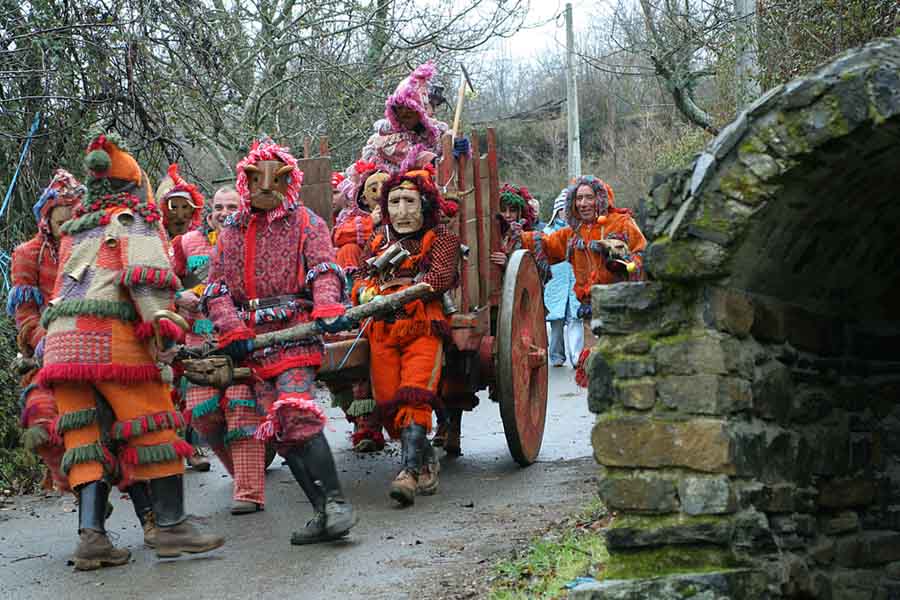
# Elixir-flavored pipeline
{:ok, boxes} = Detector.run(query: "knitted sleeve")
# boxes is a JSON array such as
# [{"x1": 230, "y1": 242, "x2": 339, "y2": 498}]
[
  {"x1": 113, "y1": 211, "x2": 183, "y2": 344},
  {"x1": 171, "y1": 234, "x2": 187, "y2": 278},
  {"x1": 302, "y1": 208, "x2": 346, "y2": 319},
  {"x1": 7, "y1": 238, "x2": 44, "y2": 354},
  {"x1": 421, "y1": 229, "x2": 461, "y2": 294},
  {"x1": 202, "y1": 234, "x2": 253, "y2": 347},
  {"x1": 522, "y1": 227, "x2": 570, "y2": 265}
]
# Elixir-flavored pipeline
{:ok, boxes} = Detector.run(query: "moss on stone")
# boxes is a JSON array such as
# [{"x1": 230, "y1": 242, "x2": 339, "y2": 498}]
[
  {"x1": 610, "y1": 512, "x2": 726, "y2": 531},
  {"x1": 719, "y1": 167, "x2": 765, "y2": 204},
  {"x1": 604, "y1": 545, "x2": 738, "y2": 580}
]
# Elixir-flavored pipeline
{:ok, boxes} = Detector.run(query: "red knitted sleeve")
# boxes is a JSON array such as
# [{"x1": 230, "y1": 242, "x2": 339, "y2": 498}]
[{"x1": 421, "y1": 229, "x2": 461, "y2": 294}]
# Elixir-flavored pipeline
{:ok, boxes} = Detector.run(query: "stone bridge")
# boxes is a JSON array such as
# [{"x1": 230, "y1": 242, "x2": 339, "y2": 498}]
[{"x1": 577, "y1": 38, "x2": 900, "y2": 599}]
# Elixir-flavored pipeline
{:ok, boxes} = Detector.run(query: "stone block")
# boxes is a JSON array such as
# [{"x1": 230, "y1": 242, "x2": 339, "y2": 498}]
[
  {"x1": 817, "y1": 478, "x2": 877, "y2": 509},
  {"x1": 592, "y1": 416, "x2": 734, "y2": 474},
  {"x1": 822, "y1": 511, "x2": 860, "y2": 535},
  {"x1": 598, "y1": 474, "x2": 678, "y2": 514},
  {"x1": 646, "y1": 238, "x2": 728, "y2": 282},
  {"x1": 750, "y1": 296, "x2": 786, "y2": 343},
  {"x1": 835, "y1": 531, "x2": 900, "y2": 567},
  {"x1": 731, "y1": 508, "x2": 777, "y2": 553},
  {"x1": 587, "y1": 351, "x2": 614, "y2": 414},
  {"x1": 810, "y1": 537, "x2": 836, "y2": 565},
  {"x1": 722, "y1": 336, "x2": 767, "y2": 379},
  {"x1": 591, "y1": 282, "x2": 690, "y2": 336},
  {"x1": 614, "y1": 379, "x2": 656, "y2": 411},
  {"x1": 791, "y1": 385, "x2": 834, "y2": 423},
  {"x1": 657, "y1": 375, "x2": 751, "y2": 415},
  {"x1": 751, "y1": 361, "x2": 793, "y2": 423},
  {"x1": 705, "y1": 287, "x2": 754, "y2": 337},
  {"x1": 678, "y1": 476, "x2": 736, "y2": 515},
  {"x1": 730, "y1": 421, "x2": 800, "y2": 482},
  {"x1": 604, "y1": 514, "x2": 734, "y2": 549},
  {"x1": 568, "y1": 570, "x2": 767, "y2": 600},
  {"x1": 611, "y1": 358, "x2": 656, "y2": 379},
  {"x1": 653, "y1": 334, "x2": 726, "y2": 376},
  {"x1": 785, "y1": 305, "x2": 843, "y2": 356}
]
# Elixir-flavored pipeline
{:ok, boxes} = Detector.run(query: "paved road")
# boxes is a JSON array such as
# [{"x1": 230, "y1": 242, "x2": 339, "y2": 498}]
[{"x1": 0, "y1": 365, "x2": 597, "y2": 600}]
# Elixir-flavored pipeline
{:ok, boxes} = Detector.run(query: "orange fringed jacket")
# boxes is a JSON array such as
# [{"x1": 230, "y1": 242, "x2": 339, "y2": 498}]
[{"x1": 522, "y1": 213, "x2": 646, "y2": 303}]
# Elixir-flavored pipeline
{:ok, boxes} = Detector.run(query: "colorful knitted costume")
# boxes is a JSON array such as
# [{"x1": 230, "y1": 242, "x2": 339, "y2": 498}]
[
  {"x1": 361, "y1": 62, "x2": 450, "y2": 175},
  {"x1": 351, "y1": 170, "x2": 460, "y2": 438},
  {"x1": 40, "y1": 133, "x2": 189, "y2": 490},
  {"x1": 519, "y1": 176, "x2": 646, "y2": 386},
  {"x1": 8, "y1": 169, "x2": 85, "y2": 492},
  {"x1": 203, "y1": 139, "x2": 344, "y2": 459}
]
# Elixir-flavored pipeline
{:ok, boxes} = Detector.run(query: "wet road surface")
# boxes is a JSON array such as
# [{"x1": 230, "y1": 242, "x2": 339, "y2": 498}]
[{"x1": 0, "y1": 365, "x2": 597, "y2": 599}]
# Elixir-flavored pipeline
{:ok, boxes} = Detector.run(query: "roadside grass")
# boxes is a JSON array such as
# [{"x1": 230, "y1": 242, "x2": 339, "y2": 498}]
[{"x1": 488, "y1": 497, "x2": 611, "y2": 600}]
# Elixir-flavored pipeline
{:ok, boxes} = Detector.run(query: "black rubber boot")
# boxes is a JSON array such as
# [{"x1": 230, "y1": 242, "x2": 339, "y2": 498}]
[
  {"x1": 126, "y1": 482, "x2": 158, "y2": 548},
  {"x1": 284, "y1": 448, "x2": 330, "y2": 545},
  {"x1": 390, "y1": 424, "x2": 427, "y2": 506},
  {"x1": 287, "y1": 433, "x2": 356, "y2": 544},
  {"x1": 73, "y1": 481, "x2": 130, "y2": 571},
  {"x1": 149, "y1": 475, "x2": 224, "y2": 558}
]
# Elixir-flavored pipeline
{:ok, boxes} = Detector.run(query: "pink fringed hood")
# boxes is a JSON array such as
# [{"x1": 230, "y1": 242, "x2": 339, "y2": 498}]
[
  {"x1": 384, "y1": 62, "x2": 443, "y2": 168},
  {"x1": 235, "y1": 139, "x2": 304, "y2": 224}
]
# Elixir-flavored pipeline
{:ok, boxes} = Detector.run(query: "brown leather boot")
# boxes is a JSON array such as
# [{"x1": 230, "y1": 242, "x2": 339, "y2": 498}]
[
  {"x1": 73, "y1": 482, "x2": 130, "y2": 571},
  {"x1": 73, "y1": 529, "x2": 131, "y2": 571},
  {"x1": 142, "y1": 511, "x2": 159, "y2": 548},
  {"x1": 150, "y1": 475, "x2": 225, "y2": 558},
  {"x1": 154, "y1": 519, "x2": 226, "y2": 558},
  {"x1": 417, "y1": 443, "x2": 440, "y2": 496},
  {"x1": 389, "y1": 469, "x2": 418, "y2": 506}
]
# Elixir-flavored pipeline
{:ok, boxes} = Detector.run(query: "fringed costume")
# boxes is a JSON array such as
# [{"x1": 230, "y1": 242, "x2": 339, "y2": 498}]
[
  {"x1": 40, "y1": 133, "x2": 223, "y2": 569},
  {"x1": 202, "y1": 139, "x2": 356, "y2": 543},
  {"x1": 8, "y1": 169, "x2": 85, "y2": 493},
  {"x1": 519, "y1": 177, "x2": 646, "y2": 386},
  {"x1": 352, "y1": 169, "x2": 460, "y2": 506}
]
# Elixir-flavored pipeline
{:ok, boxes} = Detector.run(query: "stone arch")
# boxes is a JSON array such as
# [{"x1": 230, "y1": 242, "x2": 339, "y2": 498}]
[{"x1": 583, "y1": 38, "x2": 900, "y2": 598}]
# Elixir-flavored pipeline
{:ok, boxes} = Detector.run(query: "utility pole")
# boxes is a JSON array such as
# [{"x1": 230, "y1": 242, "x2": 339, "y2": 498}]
[
  {"x1": 734, "y1": 0, "x2": 761, "y2": 108},
  {"x1": 565, "y1": 2, "x2": 582, "y2": 179}
]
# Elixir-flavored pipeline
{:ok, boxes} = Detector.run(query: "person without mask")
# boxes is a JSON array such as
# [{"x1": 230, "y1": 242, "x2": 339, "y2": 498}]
[{"x1": 514, "y1": 176, "x2": 646, "y2": 386}]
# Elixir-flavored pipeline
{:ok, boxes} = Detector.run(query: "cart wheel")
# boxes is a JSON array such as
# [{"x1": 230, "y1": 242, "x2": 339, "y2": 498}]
[
  {"x1": 496, "y1": 249, "x2": 549, "y2": 466},
  {"x1": 265, "y1": 443, "x2": 277, "y2": 470}
]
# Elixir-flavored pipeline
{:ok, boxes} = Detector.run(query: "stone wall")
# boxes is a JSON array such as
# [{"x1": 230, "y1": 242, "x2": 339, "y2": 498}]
[{"x1": 581, "y1": 37, "x2": 900, "y2": 599}]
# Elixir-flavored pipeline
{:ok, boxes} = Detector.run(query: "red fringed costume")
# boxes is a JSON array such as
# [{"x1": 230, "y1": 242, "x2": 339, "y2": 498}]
[{"x1": 8, "y1": 169, "x2": 85, "y2": 492}]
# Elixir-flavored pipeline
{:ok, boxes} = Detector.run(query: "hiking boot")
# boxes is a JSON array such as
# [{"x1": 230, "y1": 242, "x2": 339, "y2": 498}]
[
  {"x1": 150, "y1": 474, "x2": 225, "y2": 558},
  {"x1": 417, "y1": 443, "x2": 440, "y2": 496},
  {"x1": 187, "y1": 447, "x2": 211, "y2": 472},
  {"x1": 73, "y1": 529, "x2": 131, "y2": 571},
  {"x1": 231, "y1": 500, "x2": 263, "y2": 515},
  {"x1": 389, "y1": 469, "x2": 418, "y2": 506},
  {"x1": 323, "y1": 494, "x2": 357, "y2": 537},
  {"x1": 154, "y1": 519, "x2": 226, "y2": 558},
  {"x1": 142, "y1": 511, "x2": 159, "y2": 548},
  {"x1": 290, "y1": 511, "x2": 349, "y2": 545}
]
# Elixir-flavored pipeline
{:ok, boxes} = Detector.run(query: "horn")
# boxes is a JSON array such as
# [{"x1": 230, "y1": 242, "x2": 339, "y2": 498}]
[
  {"x1": 243, "y1": 163, "x2": 260, "y2": 174},
  {"x1": 275, "y1": 164, "x2": 294, "y2": 178}
]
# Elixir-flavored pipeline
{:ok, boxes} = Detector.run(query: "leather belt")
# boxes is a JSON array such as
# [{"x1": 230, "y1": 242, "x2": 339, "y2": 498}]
[{"x1": 240, "y1": 294, "x2": 313, "y2": 311}]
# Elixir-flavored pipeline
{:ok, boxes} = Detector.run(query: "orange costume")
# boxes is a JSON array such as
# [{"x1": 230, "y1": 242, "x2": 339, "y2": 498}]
[
  {"x1": 351, "y1": 169, "x2": 459, "y2": 506},
  {"x1": 520, "y1": 177, "x2": 646, "y2": 386},
  {"x1": 521, "y1": 178, "x2": 646, "y2": 303}
]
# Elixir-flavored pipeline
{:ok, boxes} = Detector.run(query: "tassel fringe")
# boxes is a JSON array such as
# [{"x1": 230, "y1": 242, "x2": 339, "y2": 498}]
[
  {"x1": 120, "y1": 439, "x2": 193, "y2": 465},
  {"x1": 41, "y1": 299, "x2": 138, "y2": 328},
  {"x1": 347, "y1": 398, "x2": 376, "y2": 417},
  {"x1": 55, "y1": 408, "x2": 98, "y2": 435}
]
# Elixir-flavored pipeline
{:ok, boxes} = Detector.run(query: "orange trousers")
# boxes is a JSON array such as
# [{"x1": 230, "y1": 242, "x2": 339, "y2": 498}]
[
  {"x1": 54, "y1": 380, "x2": 187, "y2": 489},
  {"x1": 368, "y1": 331, "x2": 443, "y2": 439}
]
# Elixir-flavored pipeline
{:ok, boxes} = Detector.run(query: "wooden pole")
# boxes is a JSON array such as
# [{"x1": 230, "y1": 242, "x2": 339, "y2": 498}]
[
  {"x1": 565, "y1": 3, "x2": 582, "y2": 179},
  {"x1": 471, "y1": 133, "x2": 488, "y2": 308},
  {"x1": 451, "y1": 74, "x2": 467, "y2": 140},
  {"x1": 457, "y1": 143, "x2": 470, "y2": 314},
  {"x1": 487, "y1": 128, "x2": 501, "y2": 306}
]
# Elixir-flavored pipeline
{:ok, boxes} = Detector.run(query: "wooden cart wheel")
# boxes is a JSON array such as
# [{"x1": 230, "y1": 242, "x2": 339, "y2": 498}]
[{"x1": 496, "y1": 249, "x2": 549, "y2": 466}]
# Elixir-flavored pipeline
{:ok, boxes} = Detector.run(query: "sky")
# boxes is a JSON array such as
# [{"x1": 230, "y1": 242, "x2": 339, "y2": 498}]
[{"x1": 499, "y1": 0, "x2": 604, "y2": 60}]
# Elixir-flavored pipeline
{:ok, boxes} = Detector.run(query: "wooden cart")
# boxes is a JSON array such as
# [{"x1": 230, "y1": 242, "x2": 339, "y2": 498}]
[{"x1": 302, "y1": 128, "x2": 550, "y2": 466}]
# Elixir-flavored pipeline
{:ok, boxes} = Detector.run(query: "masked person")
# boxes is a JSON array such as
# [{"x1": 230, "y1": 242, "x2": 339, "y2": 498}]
[
  {"x1": 515, "y1": 176, "x2": 646, "y2": 386},
  {"x1": 201, "y1": 138, "x2": 356, "y2": 543},
  {"x1": 156, "y1": 164, "x2": 211, "y2": 472},
  {"x1": 489, "y1": 183, "x2": 541, "y2": 271},
  {"x1": 330, "y1": 160, "x2": 389, "y2": 453},
  {"x1": 361, "y1": 62, "x2": 449, "y2": 175},
  {"x1": 352, "y1": 168, "x2": 460, "y2": 506},
  {"x1": 39, "y1": 133, "x2": 224, "y2": 570},
  {"x1": 8, "y1": 170, "x2": 83, "y2": 495}
]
